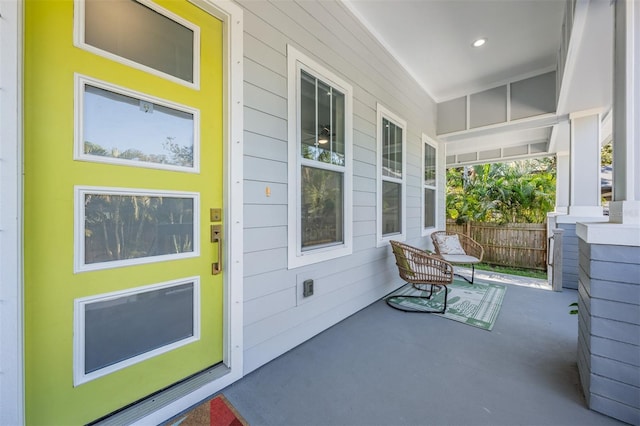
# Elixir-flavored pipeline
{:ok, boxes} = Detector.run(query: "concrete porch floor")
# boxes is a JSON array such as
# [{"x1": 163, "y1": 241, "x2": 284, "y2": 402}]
[{"x1": 215, "y1": 272, "x2": 624, "y2": 426}]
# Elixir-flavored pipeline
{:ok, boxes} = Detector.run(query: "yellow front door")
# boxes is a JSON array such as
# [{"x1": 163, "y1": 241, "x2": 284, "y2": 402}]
[{"x1": 24, "y1": 0, "x2": 224, "y2": 423}]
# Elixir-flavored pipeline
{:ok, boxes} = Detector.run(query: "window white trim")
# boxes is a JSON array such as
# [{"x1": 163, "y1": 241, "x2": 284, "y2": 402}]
[
  {"x1": 73, "y1": 277, "x2": 201, "y2": 386},
  {"x1": 422, "y1": 134, "x2": 439, "y2": 236},
  {"x1": 74, "y1": 186, "x2": 200, "y2": 273},
  {"x1": 287, "y1": 45, "x2": 353, "y2": 269},
  {"x1": 376, "y1": 103, "x2": 407, "y2": 247},
  {"x1": 73, "y1": 0, "x2": 201, "y2": 89},
  {"x1": 74, "y1": 74, "x2": 201, "y2": 173}
]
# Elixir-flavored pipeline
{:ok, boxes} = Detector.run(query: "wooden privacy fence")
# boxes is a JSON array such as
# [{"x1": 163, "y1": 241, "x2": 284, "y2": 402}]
[{"x1": 446, "y1": 220, "x2": 548, "y2": 270}]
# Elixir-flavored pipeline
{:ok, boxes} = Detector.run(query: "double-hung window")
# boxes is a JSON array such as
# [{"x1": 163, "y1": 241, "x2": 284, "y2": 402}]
[
  {"x1": 377, "y1": 104, "x2": 406, "y2": 246},
  {"x1": 422, "y1": 134, "x2": 438, "y2": 234},
  {"x1": 287, "y1": 46, "x2": 353, "y2": 268}
]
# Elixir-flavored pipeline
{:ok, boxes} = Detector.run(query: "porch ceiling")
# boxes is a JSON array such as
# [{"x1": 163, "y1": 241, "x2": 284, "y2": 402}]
[{"x1": 344, "y1": 0, "x2": 614, "y2": 164}]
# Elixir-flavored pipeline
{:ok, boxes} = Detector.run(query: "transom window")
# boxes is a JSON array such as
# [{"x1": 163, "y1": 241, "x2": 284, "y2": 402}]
[
  {"x1": 423, "y1": 135, "x2": 438, "y2": 233},
  {"x1": 75, "y1": 0, "x2": 200, "y2": 88},
  {"x1": 377, "y1": 104, "x2": 406, "y2": 246},
  {"x1": 287, "y1": 46, "x2": 353, "y2": 268}
]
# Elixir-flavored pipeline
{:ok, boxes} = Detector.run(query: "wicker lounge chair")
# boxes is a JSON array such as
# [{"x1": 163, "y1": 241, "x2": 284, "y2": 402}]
[
  {"x1": 387, "y1": 240, "x2": 454, "y2": 313},
  {"x1": 430, "y1": 231, "x2": 484, "y2": 284}
]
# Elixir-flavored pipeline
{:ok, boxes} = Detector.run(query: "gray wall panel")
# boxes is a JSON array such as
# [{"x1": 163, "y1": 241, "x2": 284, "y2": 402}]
[
  {"x1": 592, "y1": 355, "x2": 640, "y2": 387},
  {"x1": 353, "y1": 175, "x2": 376, "y2": 193},
  {"x1": 592, "y1": 336, "x2": 640, "y2": 367},
  {"x1": 244, "y1": 33, "x2": 286, "y2": 76},
  {"x1": 244, "y1": 156, "x2": 287, "y2": 183},
  {"x1": 590, "y1": 395, "x2": 640, "y2": 426},
  {"x1": 590, "y1": 375, "x2": 640, "y2": 410},
  {"x1": 244, "y1": 205, "x2": 287, "y2": 228},
  {"x1": 591, "y1": 244, "x2": 640, "y2": 263},
  {"x1": 470, "y1": 86, "x2": 507, "y2": 128},
  {"x1": 587, "y1": 279, "x2": 640, "y2": 304},
  {"x1": 243, "y1": 248, "x2": 288, "y2": 277},
  {"x1": 244, "y1": 131, "x2": 287, "y2": 161},
  {"x1": 591, "y1": 298, "x2": 640, "y2": 325},
  {"x1": 244, "y1": 226, "x2": 288, "y2": 253},
  {"x1": 244, "y1": 268, "x2": 294, "y2": 301},
  {"x1": 244, "y1": 82, "x2": 287, "y2": 118},
  {"x1": 437, "y1": 97, "x2": 466, "y2": 134},
  {"x1": 244, "y1": 107, "x2": 287, "y2": 140},
  {"x1": 244, "y1": 58, "x2": 287, "y2": 97},
  {"x1": 244, "y1": 181, "x2": 287, "y2": 205},
  {"x1": 244, "y1": 287, "x2": 296, "y2": 326},
  {"x1": 578, "y1": 240, "x2": 640, "y2": 424},
  {"x1": 510, "y1": 71, "x2": 556, "y2": 120},
  {"x1": 353, "y1": 190, "x2": 375, "y2": 207},
  {"x1": 353, "y1": 220, "x2": 375, "y2": 237},
  {"x1": 238, "y1": 0, "x2": 441, "y2": 376},
  {"x1": 560, "y1": 223, "x2": 579, "y2": 289},
  {"x1": 591, "y1": 317, "x2": 640, "y2": 345}
]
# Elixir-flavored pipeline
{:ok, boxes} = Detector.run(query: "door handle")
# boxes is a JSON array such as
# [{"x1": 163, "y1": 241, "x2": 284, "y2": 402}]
[{"x1": 211, "y1": 225, "x2": 222, "y2": 275}]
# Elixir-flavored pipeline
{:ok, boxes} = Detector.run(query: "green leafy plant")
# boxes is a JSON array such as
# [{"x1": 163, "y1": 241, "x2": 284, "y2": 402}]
[
  {"x1": 446, "y1": 158, "x2": 556, "y2": 224},
  {"x1": 569, "y1": 302, "x2": 579, "y2": 315}
]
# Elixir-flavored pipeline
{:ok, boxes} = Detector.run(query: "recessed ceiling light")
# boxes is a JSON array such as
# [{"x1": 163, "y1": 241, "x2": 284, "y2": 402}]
[{"x1": 472, "y1": 38, "x2": 487, "y2": 48}]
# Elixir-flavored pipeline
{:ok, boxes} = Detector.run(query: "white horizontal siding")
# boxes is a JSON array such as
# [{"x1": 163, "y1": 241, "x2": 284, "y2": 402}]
[
  {"x1": 244, "y1": 227, "x2": 287, "y2": 253},
  {"x1": 244, "y1": 268, "x2": 294, "y2": 302},
  {"x1": 238, "y1": 0, "x2": 439, "y2": 374},
  {"x1": 244, "y1": 181, "x2": 287, "y2": 205},
  {"x1": 244, "y1": 58, "x2": 287, "y2": 97},
  {"x1": 244, "y1": 131, "x2": 286, "y2": 162},
  {"x1": 243, "y1": 82, "x2": 287, "y2": 118},
  {"x1": 244, "y1": 156, "x2": 287, "y2": 183},
  {"x1": 244, "y1": 204, "x2": 286, "y2": 229}
]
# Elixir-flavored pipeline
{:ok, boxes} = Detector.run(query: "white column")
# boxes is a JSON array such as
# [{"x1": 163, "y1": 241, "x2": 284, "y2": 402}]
[
  {"x1": 609, "y1": 0, "x2": 640, "y2": 225},
  {"x1": 566, "y1": 111, "x2": 605, "y2": 219},
  {"x1": 555, "y1": 153, "x2": 570, "y2": 214}
]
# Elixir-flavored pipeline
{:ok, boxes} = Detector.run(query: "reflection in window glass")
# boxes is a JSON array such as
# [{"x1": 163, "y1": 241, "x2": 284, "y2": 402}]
[
  {"x1": 300, "y1": 70, "x2": 345, "y2": 166},
  {"x1": 84, "y1": 0, "x2": 195, "y2": 83},
  {"x1": 423, "y1": 141, "x2": 437, "y2": 230},
  {"x1": 83, "y1": 85, "x2": 195, "y2": 168},
  {"x1": 382, "y1": 118, "x2": 403, "y2": 178},
  {"x1": 301, "y1": 166, "x2": 343, "y2": 249},
  {"x1": 84, "y1": 282, "x2": 194, "y2": 374},
  {"x1": 383, "y1": 181, "x2": 402, "y2": 235},
  {"x1": 84, "y1": 193, "x2": 194, "y2": 264},
  {"x1": 424, "y1": 143, "x2": 436, "y2": 186},
  {"x1": 424, "y1": 188, "x2": 436, "y2": 228}
]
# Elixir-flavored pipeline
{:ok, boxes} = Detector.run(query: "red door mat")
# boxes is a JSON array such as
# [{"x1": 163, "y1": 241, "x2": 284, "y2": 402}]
[{"x1": 166, "y1": 394, "x2": 248, "y2": 426}]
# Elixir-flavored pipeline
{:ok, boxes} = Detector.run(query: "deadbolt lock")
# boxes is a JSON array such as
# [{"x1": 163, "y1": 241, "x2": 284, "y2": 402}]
[{"x1": 210, "y1": 208, "x2": 222, "y2": 222}]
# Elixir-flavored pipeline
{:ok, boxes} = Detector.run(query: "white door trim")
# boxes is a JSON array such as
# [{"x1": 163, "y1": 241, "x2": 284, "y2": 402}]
[
  {"x1": 0, "y1": 0, "x2": 243, "y2": 423},
  {"x1": 0, "y1": 0, "x2": 25, "y2": 424}
]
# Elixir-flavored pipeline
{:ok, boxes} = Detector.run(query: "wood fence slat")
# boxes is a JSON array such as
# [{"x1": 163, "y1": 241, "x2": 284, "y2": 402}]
[{"x1": 446, "y1": 220, "x2": 547, "y2": 270}]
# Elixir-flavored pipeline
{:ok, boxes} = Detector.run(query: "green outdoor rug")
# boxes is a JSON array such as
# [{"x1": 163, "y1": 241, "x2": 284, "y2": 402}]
[{"x1": 385, "y1": 279, "x2": 507, "y2": 331}]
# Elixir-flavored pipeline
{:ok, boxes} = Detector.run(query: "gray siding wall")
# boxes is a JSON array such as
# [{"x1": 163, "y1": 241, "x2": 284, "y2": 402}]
[
  {"x1": 577, "y1": 240, "x2": 640, "y2": 425},
  {"x1": 239, "y1": 0, "x2": 442, "y2": 374},
  {"x1": 559, "y1": 223, "x2": 579, "y2": 289}
]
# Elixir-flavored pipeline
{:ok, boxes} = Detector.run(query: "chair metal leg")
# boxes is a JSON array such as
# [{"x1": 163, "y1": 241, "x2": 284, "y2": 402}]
[
  {"x1": 454, "y1": 265, "x2": 475, "y2": 284},
  {"x1": 411, "y1": 282, "x2": 436, "y2": 298},
  {"x1": 385, "y1": 283, "x2": 448, "y2": 314},
  {"x1": 438, "y1": 285, "x2": 449, "y2": 314}
]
